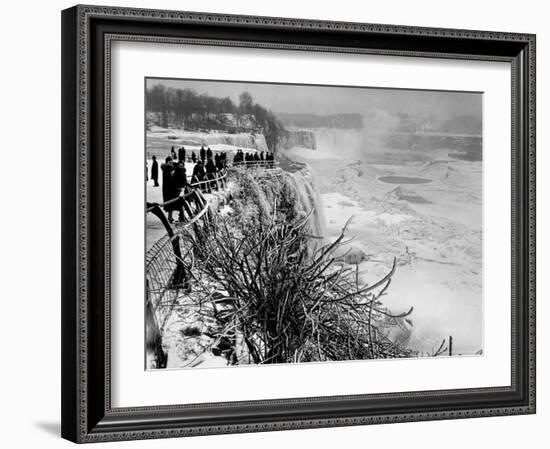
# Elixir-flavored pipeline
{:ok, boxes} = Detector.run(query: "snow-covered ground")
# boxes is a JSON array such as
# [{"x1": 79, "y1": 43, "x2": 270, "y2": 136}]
[{"x1": 283, "y1": 139, "x2": 483, "y2": 356}]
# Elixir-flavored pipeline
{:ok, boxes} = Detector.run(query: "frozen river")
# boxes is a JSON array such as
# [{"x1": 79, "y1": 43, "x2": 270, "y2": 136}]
[{"x1": 283, "y1": 143, "x2": 483, "y2": 356}]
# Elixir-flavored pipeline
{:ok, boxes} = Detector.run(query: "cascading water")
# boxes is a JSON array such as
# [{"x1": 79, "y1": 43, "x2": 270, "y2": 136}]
[
  {"x1": 286, "y1": 166, "x2": 327, "y2": 243},
  {"x1": 314, "y1": 128, "x2": 365, "y2": 157}
]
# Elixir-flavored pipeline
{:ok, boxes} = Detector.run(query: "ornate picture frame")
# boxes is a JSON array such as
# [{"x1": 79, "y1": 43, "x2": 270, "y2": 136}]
[{"x1": 61, "y1": 4, "x2": 535, "y2": 443}]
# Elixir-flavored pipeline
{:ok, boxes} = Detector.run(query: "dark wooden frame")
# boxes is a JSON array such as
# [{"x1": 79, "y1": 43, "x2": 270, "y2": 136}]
[{"x1": 61, "y1": 4, "x2": 536, "y2": 443}]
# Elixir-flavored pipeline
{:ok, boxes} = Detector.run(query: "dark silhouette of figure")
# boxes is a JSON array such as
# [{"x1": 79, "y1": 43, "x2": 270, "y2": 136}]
[
  {"x1": 254, "y1": 152, "x2": 260, "y2": 161},
  {"x1": 216, "y1": 155, "x2": 224, "y2": 171},
  {"x1": 260, "y1": 151, "x2": 264, "y2": 161},
  {"x1": 160, "y1": 157, "x2": 179, "y2": 222},
  {"x1": 191, "y1": 151, "x2": 197, "y2": 163},
  {"x1": 174, "y1": 161, "x2": 187, "y2": 189},
  {"x1": 151, "y1": 155, "x2": 159, "y2": 186},
  {"x1": 170, "y1": 146, "x2": 177, "y2": 160},
  {"x1": 192, "y1": 160, "x2": 205, "y2": 183},
  {"x1": 199, "y1": 146, "x2": 206, "y2": 162},
  {"x1": 205, "y1": 157, "x2": 217, "y2": 191},
  {"x1": 174, "y1": 162, "x2": 188, "y2": 222},
  {"x1": 233, "y1": 150, "x2": 242, "y2": 164},
  {"x1": 178, "y1": 147, "x2": 186, "y2": 163},
  {"x1": 205, "y1": 157, "x2": 216, "y2": 175},
  {"x1": 206, "y1": 147, "x2": 213, "y2": 160}
]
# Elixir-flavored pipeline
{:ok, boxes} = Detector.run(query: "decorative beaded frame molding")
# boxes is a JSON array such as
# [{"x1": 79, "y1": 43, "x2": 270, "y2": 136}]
[{"x1": 61, "y1": 4, "x2": 536, "y2": 443}]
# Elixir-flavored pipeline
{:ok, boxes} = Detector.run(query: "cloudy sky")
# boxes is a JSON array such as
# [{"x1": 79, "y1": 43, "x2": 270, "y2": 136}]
[{"x1": 147, "y1": 78, "x2": 481, "y2": 119}]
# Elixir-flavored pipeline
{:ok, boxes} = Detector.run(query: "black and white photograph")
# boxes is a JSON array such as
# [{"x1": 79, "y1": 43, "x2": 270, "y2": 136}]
[
  {"x1": 52, "y1": 0, "x2": 542, "y2": 443},
  {"x1": 1, "y1": 0, "x2": 542, "y2": 445},
  {"x1": 144, "y1": 78, "x2": 483, "y2": 370}
]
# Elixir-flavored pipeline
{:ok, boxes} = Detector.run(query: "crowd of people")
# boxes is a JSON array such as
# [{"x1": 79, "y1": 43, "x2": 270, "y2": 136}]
[
  {"x1": 147, "y1": 146, "x2": 228, "y2": 223},
  {"x1": 232, "y1": 149, "x2": 275, "y2": 165},
  {"x1": 190, "y1": 147, "x2": 228, "y2": 185},
  {"x1": 147, "y1": 145, "x2": 275, "y2": 223}
]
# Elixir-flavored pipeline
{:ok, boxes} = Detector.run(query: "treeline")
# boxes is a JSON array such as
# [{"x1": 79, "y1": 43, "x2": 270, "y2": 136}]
[
  {"x1": 146, "y1": 85, "x2": 285, "y2": 151},
  {"x1": 277, "y1": 112, "x2": 363, "y2": 129}
]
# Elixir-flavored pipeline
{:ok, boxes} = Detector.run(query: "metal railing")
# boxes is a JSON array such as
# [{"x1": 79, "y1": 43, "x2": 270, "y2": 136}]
[
  {"x1": 189, "y1": 168, "x2": 228, "y2": 192},
  {"x1": 144, "y1": 160, "x2": 276, "y2": 367},
  {"x1": 232, "y1": 160, "x2": 277, "y2": 169}
]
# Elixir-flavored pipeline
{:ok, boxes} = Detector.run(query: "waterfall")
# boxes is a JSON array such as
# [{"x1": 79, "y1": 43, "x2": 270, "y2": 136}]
[
  {"x1": 314, "y1": 128, "x2": 365, "y2": 158},
  {"x1": 286, "y1": 166, "x2": 326, "y2": 242},
  {"x1": 310, "y1": 126, "x2": 394, "y2": 161}
]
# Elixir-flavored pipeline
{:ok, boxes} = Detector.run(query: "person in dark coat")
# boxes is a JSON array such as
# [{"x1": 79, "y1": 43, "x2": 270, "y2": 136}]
[
  {"x1": 206, "y1": 147, "x2": 213, "y2": 160},
  {"x1": 151, "y1": 155, "x2": 159, "y2": 186},
  {"x1": 205, "y1": 156, "x2": 217, "y2": 191},
  {"x1": 191, "y1": 151, "x2": 197, "y2": 163},
  {"x1": 205, "y1": 156, "x2": 216, "y2": 175},
  {"x1": 216, "y1": 155, "x2": 224, "y2": 171},
  {"x1": 178, "y1": 146, "x2": 186, "y2": 163},
  {"x1": 160, "y1": 157, "x2": 179, "y2": 222},
  {"x1": 199, "y1": 146, "x2": 206, "y2": 162},
  {"x1": 174, "y1": 161, "x2": 187, "y2": 189},
  {"x1": 260, "y1": 151, "x2": 264, "y2": 161},
  {"x1": 170, "y1": 146, "x2": 177, "y2": 160},
  {"x1": 192, "y1": 160, "x2": 205, "y2": 183},
  {"x1": 254, "y1": 152, "x2": 260, "y2": 161}
]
